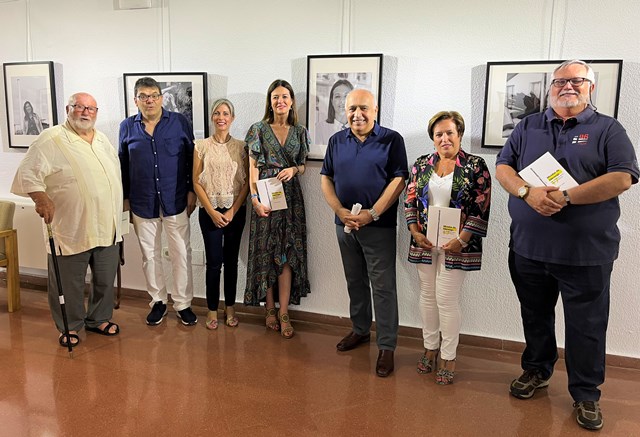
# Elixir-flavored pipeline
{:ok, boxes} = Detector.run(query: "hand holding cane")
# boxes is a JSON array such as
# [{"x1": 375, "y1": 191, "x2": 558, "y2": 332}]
[{"x1": 46, "y1": 223, "x2": 74, "y2": 358}]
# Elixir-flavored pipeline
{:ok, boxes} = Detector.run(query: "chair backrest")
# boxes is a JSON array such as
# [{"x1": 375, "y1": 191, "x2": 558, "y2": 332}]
[{"x1": 0, "y1": 201, "x2": 16, "y2": 260}]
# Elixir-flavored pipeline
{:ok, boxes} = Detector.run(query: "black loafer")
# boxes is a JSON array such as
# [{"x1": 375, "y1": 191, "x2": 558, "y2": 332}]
[
  {"x1": 336, "y1": 331, "x2": 371, "y2": 351},
  {"x1": 376, "y1": 350, "x2": 394, "y2": 377}
]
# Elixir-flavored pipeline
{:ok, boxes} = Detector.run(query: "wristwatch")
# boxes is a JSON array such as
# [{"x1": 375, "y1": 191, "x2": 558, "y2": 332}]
[
  {"x1": 517, "y1": 184, "x2": 530, "y2": 199},
  {"x1": 368, "y1": 208, "x2": 380, "y2": 221},
  {"x1": 562, "y1": 190, "x2": 571, "y2": 205}
]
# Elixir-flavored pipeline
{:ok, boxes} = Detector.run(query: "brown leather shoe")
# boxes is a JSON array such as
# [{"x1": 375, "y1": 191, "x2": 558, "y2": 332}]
[
  {"x1": 376, "y1": 350, "x2": 394, "y2": 377},
  {"x1": 336, "y1": 331, "x2": 371, "y2": 351}
]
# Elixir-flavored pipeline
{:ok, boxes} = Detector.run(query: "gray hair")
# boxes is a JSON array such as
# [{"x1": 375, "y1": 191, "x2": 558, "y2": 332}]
[
  {"x1": 553, "y1": 60, "x2": 596, "y2": 84},
  {"x1": 210, "y1": 98, "x2": 235, "y2": 118},
  {"x1": 66, "y1": 92, "x2": 96, "y2": 107}
]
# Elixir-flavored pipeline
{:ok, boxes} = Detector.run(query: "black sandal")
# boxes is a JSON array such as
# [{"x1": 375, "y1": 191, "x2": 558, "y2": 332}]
[
  {"x1": 86, "y1": 322, "x2": 120, "y2": 336},
  {"x1": 59, "y1": 333, "x2": 80, "y2": 348}
]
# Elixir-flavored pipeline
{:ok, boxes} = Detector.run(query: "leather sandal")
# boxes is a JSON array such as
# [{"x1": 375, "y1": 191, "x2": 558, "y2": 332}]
[
  {"x1": 279, "y1": 312, "x2": 294, "y2": 339},
  {"x1": 86, "y1": 322, "x2": 119, "y2": 336},
  {"x1": 224, "y1": 308, "x2": 239, "y2": 327},
  {"x1": 265, "y1": 307, "x2": 280, "y2": 331},
  {"x1": 59, "y1": 332, "x2": 80, "y2": 348},
  {"x1": 205, "y1": 311, "x2": 219, "y2": 330},
  {"x1": 417, "y1": 349, "x2": 439, "y2": 374},
  {"x1": 436, "y1": 359, "x2": 456, "y2": 385}
]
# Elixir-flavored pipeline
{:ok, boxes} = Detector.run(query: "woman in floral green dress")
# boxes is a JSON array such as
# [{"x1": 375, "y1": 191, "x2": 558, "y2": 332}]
[{"x1": 244, "y1": 79, "x2": 310, "y2": 339}]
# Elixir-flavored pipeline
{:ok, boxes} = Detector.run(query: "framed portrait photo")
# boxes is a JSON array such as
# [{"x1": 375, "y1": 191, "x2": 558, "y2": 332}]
[
  {"x1": 3, "y1": 61, "x2": 58, "y2": 148},
  {"x1": 123, "y1": 72, "x2": 209, "y2": 139},
  {"x1": 482, "y1": 59, "x2": 623, "y2": 148},
  {"x1": 306, "y1": 53, "x2": 383, "y2": 160}
]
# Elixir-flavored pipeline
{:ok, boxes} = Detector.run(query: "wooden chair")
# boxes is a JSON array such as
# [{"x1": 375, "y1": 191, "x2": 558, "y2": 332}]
[{"x1": 0, "y1": 201, "x2": 20, "y2": 312}]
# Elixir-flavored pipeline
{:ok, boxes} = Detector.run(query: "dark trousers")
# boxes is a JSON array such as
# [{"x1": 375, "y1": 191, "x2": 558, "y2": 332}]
[
  {"x1": 198, "y1": 206, "x2": 246, "y2": 310},
  {"x1": 47, "y1": 244, "x2": 119, "y2": 332},
  {"x1": 336, "y1": 225, "x2": 399, "y2": 350},
  {"x1": 508, "y1": 250, "x2": 612, "y2": 401}
]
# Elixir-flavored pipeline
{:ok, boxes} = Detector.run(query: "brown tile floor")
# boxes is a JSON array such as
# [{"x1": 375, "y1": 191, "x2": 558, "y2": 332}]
[{"x1": 1, "y1": 287, "x2": 639, "y2": 436}]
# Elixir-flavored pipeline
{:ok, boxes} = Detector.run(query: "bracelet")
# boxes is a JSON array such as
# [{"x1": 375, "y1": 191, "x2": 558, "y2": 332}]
[
  {"x1": 250, "y1": 193, "x2": 259, "y2": 200},
  {"x1": 456, "y1": 236, "x2": 469, "y2": 248}
]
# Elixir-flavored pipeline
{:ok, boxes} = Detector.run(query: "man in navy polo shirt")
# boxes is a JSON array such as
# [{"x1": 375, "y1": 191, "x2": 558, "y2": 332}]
[
  {"x1": 119, "y1": 77, "x2": 198, "y2": 326},
  {"x1": 496, "y1": 60, "x2": 638, "y2": 431},
  {"x1": 321, "y1": 89, "x2": 408, "y2": 377}
]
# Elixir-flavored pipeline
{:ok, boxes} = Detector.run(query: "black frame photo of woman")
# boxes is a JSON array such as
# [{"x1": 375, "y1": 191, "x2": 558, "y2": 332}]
[
  {"x1": 3, "y1": 61, "x2": 58, "y2": 148},
  {"x1": 306, "y1": 54, "x2": 383, "y2": 160}
]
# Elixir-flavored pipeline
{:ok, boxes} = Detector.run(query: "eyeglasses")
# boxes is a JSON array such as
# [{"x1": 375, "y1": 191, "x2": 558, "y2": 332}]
[
  {"x1": 551, "y1": 77, "x2": 590, "y2": 88},
  {"x1": 136, "y1": 93, "x2": 162, "y2": 101},
  {"x1": 70, "y1": 104, "x2": 98, "y2": 113}
]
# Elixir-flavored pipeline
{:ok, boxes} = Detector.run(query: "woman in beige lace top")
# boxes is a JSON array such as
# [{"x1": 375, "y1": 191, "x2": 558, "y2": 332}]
[{"x1": 193, "y1": 98, "x2": 249, "y2": 329}]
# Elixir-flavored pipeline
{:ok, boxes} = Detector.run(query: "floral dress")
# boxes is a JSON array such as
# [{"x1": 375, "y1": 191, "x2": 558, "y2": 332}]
[
  {"x1": 404, "y1": 149, "x2": 491, "y2": 270},
  {"x1": 244, "y1": 121, "x2": 311, "y2": 305}
]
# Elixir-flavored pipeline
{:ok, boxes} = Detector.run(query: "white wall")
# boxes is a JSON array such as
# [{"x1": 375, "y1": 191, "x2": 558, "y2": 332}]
[{"x1": 1, "y1": 0, "x2": 638, "y2": 358}]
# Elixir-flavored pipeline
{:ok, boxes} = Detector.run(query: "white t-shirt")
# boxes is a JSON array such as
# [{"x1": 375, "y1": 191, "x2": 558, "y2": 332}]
[{"x1": 427, "y1": 171, "x2": 453, "y2": 207}]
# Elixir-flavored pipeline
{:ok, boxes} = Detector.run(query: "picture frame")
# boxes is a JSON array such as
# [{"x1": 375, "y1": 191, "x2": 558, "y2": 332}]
[
  {"x1": 482, "y1": 59, "x2": 623, "y2": 148},
  {"x1": 3, "y1": 61, "x2": 58, "y2": 148},
  {"x1": 123, "y1": 72, "x2": 209, "y2": 139},
  {"x1": 306, "y1": 54, "x2": 383, "y2": 160}
]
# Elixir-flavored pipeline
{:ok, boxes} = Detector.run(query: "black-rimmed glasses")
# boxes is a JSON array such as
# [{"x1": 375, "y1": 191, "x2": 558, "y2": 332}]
[
  {"x1": 136, "y1": 93, "x2": 162, "y2": 101},
  {"x1": 551, "y1": 77, "x2": 591, "y2": 88},
  {"x1": 70, "y1": 104, "x2": 98, "y2": 113}
]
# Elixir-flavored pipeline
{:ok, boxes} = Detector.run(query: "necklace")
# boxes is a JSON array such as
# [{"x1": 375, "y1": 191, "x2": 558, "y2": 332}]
[
  {"x1": 436, "y1": 158, "x2": 455, "y2": 177},
  {"x1": 212, "y1": 134, "x2": 231, "y2": 144}
]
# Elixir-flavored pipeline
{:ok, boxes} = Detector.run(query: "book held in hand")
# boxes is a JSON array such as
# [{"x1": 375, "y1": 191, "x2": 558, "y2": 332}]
[
  {"x1": 426, "y1": 206, "x2": 461, "y2": 247},
  {"x1": 257, "y1": 178, "x2": 288, "y2": 211},
  {"x1": 518, "y1": 152, "x2": 578, "y2": 190}
]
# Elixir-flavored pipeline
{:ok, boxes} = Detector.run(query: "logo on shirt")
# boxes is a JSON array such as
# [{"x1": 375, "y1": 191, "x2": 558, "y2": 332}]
[{"x1": 572, "y1": 134, "x2": 589, "y2": 145}]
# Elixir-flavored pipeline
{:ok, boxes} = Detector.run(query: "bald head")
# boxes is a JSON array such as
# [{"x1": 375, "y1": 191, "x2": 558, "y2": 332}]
[{"x1": 346, "y1": 89, "x2": 378, "y2": 140}]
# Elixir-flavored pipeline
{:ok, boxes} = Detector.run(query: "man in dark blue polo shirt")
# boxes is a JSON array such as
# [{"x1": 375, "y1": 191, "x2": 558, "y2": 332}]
[
  {"x1": 119, "y1": 77, "x2": 198, "y2": 326},
  {"x1": 321, "y1": 89, "x2": 408, "y2": 377},
  {"x1": 496, "y1": 60, "x2": 639, "y2": 431}
]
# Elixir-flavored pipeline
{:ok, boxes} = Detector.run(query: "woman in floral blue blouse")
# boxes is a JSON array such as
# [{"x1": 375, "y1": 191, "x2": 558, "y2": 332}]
[{"x1": 404, "y1": 111, "x2": 491, "y2": 385}]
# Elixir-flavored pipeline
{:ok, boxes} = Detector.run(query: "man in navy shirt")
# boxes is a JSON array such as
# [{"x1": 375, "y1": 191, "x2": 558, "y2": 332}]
[
  {"x1": 119, "y1": 77, "x2": 198, "y2": 326},
  {"x1": 496, "y1": 60, "x2": 639, "y2": 431},
  {"x1": 321, "y1": 89, "x2": 408, "y2": 377}
]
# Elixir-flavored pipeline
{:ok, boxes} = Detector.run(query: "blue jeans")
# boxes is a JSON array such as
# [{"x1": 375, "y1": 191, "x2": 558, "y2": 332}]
[
  {"x1": 336, "y1": 225, "x2": 399, "y2": 350},
  {"x1": 198, "y1": 206, "x2": 246, "y2": 310},
  {"x1": 508, "y1": 250, "x2": 612, "y2": 401}
]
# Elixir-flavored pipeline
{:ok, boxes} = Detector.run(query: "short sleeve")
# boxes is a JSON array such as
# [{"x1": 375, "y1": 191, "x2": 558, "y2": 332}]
[
  {"x1": 496, "y1": 124, "x2": 522, "y2": 169},
  {"x1": 245, "y1": 122, "x2": 265, "y2": 167},
  {"x1": 11, "y1": 139, "x2": 51, "y2": 196},
  {"x1": 604, "y1": 121, "x2": 639, "y2": 184},
  {"x1": 320, "y1": 135, "x2": 335, "y2": 177},
  {"x1": 296, "y1": 126, "x2": 310, "y2": 165},
  {"x1": 387, "y1": 132, "x2": 409, "y2": 179},
  {"x1": 194, "y1": 139, "x2": 206, "y2": 160}
]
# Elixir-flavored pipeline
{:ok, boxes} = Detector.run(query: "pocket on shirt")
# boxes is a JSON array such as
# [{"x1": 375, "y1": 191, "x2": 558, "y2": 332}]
[
  {"x1": 161, "y1": 138, "x2": 182, "y2": 156},
  {"x1": 48, "y1": 168, "x2": 77, "y2": 190}
]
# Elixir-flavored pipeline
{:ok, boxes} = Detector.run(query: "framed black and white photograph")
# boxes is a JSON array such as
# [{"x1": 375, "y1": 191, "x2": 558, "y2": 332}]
[
  {"x1": 3, "y1": 61, "x2": 57, "y2": 149},
  {"x1": 306, "y1": 54, "x2": 383, "y2": 160},
  {"x1": 482, "y1": 59, "x2": 623, "y2": 148},
  {"x1": 123, "y1": 72, "x2": 208, "y2": 139}
]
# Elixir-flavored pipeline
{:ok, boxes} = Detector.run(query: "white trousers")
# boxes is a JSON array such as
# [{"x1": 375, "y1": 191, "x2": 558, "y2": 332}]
[
  {"x1": 132, "y1": 210, "x2": 193, "y2": 311},
  {"x1": 416, "y1": 250, "x2": 466, "y2": 361}
]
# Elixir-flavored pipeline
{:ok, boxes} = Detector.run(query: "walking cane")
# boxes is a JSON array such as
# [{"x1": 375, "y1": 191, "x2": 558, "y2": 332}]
[{"x1": 46, "y1": 223, "x2": 74, "y2": 358}]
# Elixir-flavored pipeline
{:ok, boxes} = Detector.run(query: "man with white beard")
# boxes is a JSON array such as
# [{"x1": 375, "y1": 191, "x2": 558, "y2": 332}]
[
  {"x1": 12, "y1": 92, "x2": 124, "y2": 348},
  {"x1": 496, "y1": 60, "x2": 639, "y2": 431}
]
